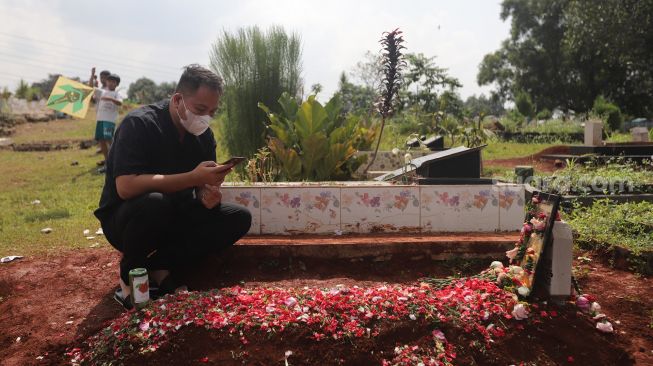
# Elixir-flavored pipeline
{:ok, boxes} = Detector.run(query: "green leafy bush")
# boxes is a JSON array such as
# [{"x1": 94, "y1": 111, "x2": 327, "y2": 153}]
[
  {"x1": 568, "y1": 200, "x2": 653, "y2": 273},
  {"x1": 534, "y1": 160, "x2": 653, "y2": 195},
  {"x1": 593, "y1": 95, "x2": 623, "y2": 132},
  {"x1": 259, "y1": 93, "x2": 376, "y2": 181},
  {"x1": 535, "y1": 108, "x2": 552, "y2": 120}
]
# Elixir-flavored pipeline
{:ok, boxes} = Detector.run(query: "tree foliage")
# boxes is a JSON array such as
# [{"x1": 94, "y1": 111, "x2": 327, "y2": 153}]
[
  {"x1": 400, "y1": 53, "x2": 462, "y2": 114},
  {"x1": 463, "y1": 94, "x2": 505, "y2": 118},
  {"x1": 127, "y1": 77, "x2": 176, "y2": 104},
  {"x1": 478, "y1": 0, "x2": 653, "y2": 117},
  {"x1": 210, "y1": 25, "x2": 303, "y2": 158}
]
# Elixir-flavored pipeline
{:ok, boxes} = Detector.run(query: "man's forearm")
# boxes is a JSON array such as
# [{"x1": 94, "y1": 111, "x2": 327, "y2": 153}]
[{"x1": 116, "y1": 172, "x2": 196, "y2": 200}]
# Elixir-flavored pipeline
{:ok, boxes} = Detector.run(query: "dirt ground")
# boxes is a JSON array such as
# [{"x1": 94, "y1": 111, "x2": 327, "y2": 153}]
[{"x1": 0, "y1": 247, "x2": 651, "y2": 365}]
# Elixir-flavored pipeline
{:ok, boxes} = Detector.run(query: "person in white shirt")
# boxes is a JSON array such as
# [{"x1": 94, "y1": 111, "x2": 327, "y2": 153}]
[
  {"x1": 90, "y1": 68, "x2": 111, "y2": 155},
  {"x1": 93, "y1": 73, "x2": 123, "y2": 172}
]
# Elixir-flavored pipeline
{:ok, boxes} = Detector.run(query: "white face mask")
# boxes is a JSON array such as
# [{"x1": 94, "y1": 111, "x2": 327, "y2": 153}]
[{"x1": 177, "y1": 97, "x2": 211, "y2": 136}]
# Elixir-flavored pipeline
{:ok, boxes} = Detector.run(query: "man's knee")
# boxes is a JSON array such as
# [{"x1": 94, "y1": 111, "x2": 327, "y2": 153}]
[
  {"x1": 138, "y1": 192, "x2": 173, "y2": 213},
  {"x1": 215, "y1": 203, "x2": 252, "y2": 238},
  {"x1": 235, "y1": 207, "x2": 252, "y2": 236}
]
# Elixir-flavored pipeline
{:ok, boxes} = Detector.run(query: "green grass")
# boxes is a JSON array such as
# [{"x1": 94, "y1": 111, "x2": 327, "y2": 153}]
[
  {"x1": 481, "y1": 141, "x2": 557, "y2": 160},
  {"x1": 535, "y1": 160, "x2": 653, "y2": 195},
  {"x1": 0, "y1": 110, "x2": 238, "y2": 256},
  {"x1": 0, "y1": 148, "x2": 109, "y2": 256},
  {"x1": 568, "y1": 200, "x2": 653, "y2": 274}
]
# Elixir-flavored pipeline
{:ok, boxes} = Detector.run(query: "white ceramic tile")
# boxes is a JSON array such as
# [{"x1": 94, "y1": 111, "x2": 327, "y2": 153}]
[
  {"x1": 340, "y1": 186, "x2": 420, "y2": 233},
  {"x1": 420, "y1": 185, "x2": 499, "y2": 232},
  {"x1": 260, "y1": 187, "x2": 341, "y2": 234},
  {"x1": 220, "y1": 187, "x2": 261, "y2": 235},
  {"x1": 495, "y1": 184, "x2": 526, "y2": 231}
]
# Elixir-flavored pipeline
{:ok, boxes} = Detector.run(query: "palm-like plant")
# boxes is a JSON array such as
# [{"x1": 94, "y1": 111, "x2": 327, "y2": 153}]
[{"x1": 363, "y1": 29, "x2": 406, "y2": 174}]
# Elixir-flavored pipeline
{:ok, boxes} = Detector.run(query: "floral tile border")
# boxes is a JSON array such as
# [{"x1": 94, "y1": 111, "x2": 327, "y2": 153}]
[
  {"x1": 259, "y1": 187, "x2": 341, "y2": 235},
  {"x1": 220, "y1": 187, "x2": 261, "y2": 235},
  {"x1": 420, "y1": 186, "x2": 499, "y2": 232},
  {"x1": 222, "y1": 184, "x2": 525, "y2": 235},
  {"x1": 495, "y1": 184, "x2": 526, "y2": 231},
  {"x1": 340, "y1": 187, "x2": 420, "y2": 233}
]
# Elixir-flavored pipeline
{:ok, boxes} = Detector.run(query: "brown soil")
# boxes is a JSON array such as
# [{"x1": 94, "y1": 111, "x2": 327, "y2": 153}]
[
  {"x1": 0, "y1": 247, "x2": 651, "y2": 365},
  {"x1": 119, "y1": 312, "x2": 633, "y2": 366},
  {"x1": 486, "y1": 145, "x2": 571, "y2": 173}
]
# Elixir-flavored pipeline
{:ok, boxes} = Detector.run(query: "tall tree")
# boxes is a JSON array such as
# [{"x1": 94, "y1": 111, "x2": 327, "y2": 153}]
[
  {"x1": 401, "y1": 53, "x2": 462, "y2": 114},
  {"x1": 210, "y1": 26, "x2": 303, "y2": 158},
  {"x1": 478, "y1": 0, "x2": 653, "y2": 116}
]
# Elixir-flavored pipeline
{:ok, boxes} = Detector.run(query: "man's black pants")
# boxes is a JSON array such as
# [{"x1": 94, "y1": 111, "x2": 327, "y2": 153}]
[{"x1": 101, "y1": 192, "x2": 252, "y2": 285}]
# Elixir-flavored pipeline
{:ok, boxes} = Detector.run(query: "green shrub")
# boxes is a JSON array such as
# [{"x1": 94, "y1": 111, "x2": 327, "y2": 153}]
[
  {"x1": 536, "y1": 108, "x2": 552, "y2": 120},
  {"x1": 259, "y1": 93, "x2": 376, "y2": 181},
  {"x1": 592, "y1": 95, "x2": 623, "y2": 132},
  {"x1": 568, "y1": 200, "x2": 653, "y2": 274},
  {"x1": 514, "y1": 91, "x2": 534, "y2": 119},
  {"x1": 210, "y1": 26, "x2": 302, "y2": 158}
]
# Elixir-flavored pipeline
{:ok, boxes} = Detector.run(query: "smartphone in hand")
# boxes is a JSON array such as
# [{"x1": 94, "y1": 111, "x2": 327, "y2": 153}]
[{"x1": 220, "y1": 156, "x2": 246, "y2": 166}]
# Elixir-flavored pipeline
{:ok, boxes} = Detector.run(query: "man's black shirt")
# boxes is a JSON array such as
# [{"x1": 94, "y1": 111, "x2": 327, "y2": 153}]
[{"x1": 94, "y1": 100, "x2": 217, "y2": 223}]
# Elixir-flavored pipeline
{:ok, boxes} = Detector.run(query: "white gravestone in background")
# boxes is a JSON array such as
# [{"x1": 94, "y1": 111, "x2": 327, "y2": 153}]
[{"x1": 584, "y1": 120, "x2": 603, "y2": 146}]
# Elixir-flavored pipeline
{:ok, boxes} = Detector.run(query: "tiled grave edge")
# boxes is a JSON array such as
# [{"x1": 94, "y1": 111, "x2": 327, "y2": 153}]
[{"x1": 221, "y1": 183, "x2": 524, "y2": 235}]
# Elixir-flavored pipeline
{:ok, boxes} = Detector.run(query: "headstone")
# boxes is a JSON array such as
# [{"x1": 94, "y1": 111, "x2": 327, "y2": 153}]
[
  {"x1": 423, "y1": 135, "x2": 444, "y2": 151},
  {"x1": 631, "y1": 127, "x2": 649, "y2": 142},
  {"x1": 406, "y1": 137, "x2": 420, "y2": 148},
  {"x1": 549, "y1": 221, "x2": 573, "y2": 301},
  {"x1": 375, "y1": 146, "x2": 483, "y2": 181},
  {"x1": 584, "y1": 120, "x2": 603, "y2": 146},
  {"x1": 514, "y1": 165, "x2": 534, "y2": 184}
]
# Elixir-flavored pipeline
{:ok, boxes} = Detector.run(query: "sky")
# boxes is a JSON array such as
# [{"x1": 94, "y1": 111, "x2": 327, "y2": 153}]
[{"x1": 0, "y1": 0, "x2": 510, "y2": 100}]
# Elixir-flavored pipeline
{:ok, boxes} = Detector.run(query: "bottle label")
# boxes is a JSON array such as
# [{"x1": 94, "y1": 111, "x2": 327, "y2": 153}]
[{"x1": 131, "y1": 275, "x2": 150, "y2": 304}]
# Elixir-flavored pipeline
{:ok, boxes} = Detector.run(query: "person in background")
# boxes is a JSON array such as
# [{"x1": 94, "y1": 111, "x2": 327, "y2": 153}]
[
  {"x1": 89, "y1": 70, "x2": 122, "y2": 173},
  {"x1": 93, "y1": 69, "x2": 111, "y2": 155}
]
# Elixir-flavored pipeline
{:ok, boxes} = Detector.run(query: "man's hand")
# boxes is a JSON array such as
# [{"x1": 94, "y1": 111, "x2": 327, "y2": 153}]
[
  {"x1": 198, "y1": 184, "x2": 222, "y2": 209},
  {"x1": 191, "y1": 161, "x2": 232, "y2": 187}
]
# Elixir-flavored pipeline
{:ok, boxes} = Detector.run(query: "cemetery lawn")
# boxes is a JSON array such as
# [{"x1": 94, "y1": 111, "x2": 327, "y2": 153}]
[{"x1": 0, "y1": 117, "x2": 651, "y2": 365}]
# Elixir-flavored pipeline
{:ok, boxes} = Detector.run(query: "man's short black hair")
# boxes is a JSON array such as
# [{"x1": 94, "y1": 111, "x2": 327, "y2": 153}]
[
  {"x1": 100, "y1": 70, "x2": 111, "y2": 77},
  {"x1": 107, "y1": 73, "x2": 120, "y2": 85},
  {"x1": 175, "y1": 64, "x2": 224, "y2": 96}
]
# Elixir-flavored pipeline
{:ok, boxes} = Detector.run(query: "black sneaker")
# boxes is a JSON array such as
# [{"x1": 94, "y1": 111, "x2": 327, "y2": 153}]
[{"x1": 113, "y1": 288, "x2": 133, "y2": 310}]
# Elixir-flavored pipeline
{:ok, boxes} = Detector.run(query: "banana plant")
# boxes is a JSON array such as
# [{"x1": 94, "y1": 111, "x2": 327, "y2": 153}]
[{"x1": 259, "y1": 93, "x2": 375, "y2": 181}]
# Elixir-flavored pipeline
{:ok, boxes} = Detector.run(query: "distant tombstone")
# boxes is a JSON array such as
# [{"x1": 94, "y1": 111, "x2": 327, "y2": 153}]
[
  {"x1": 514, "y1": 165, "x2": 534, "y2": 184},
  {"x1": 631, "y1": 127, "x2": 649, "y2": 142},
  {"x1": 584, "y1": 120, "x2": 603, "y2": 146},
  {"x1": 423, "y1": 135, "x2": 444, "y2": 151}
]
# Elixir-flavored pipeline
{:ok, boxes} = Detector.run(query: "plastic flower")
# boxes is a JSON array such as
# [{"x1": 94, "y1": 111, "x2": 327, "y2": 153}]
[
  {"x1": 284, "y1": 296, "x2": 298, "y2": 308},
  {"x1": 596, "y1": 321, "x2": 614, "y2": 333},
  {"x1": 404, "y1": 153, "x2": 412, "y2": 165},
  {"x1": 511, "y1": 303, "x2": 529, "y2": 320},
  {"x1": 576, "y1": 296, "x2": 590, "y2": 311},
  {"x1": 590, "y1": 302, "x2": 601, "y2": 315},
  {"x1": 489, "y1": 261, "x2": 504, "y2": 270},
  {"x1": 509, "y1": 266, "x2": 524, "y2": 276},
  {"x1": 517, "y1": 286, "x2": 530, "y2": 297},
  {"x1": 506, "y1": 247, "x2": 519, "y2": 260},
  {"x1": 529, "y1": 217, "x2": 546, "y2": 231},
  {"x1": 391, "y1": 148, "x2": 400, "y2": 155}
]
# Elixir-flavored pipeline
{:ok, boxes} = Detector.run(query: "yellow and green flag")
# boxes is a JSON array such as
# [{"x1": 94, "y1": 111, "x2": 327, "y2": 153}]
[{"x1": 46, "y1": 76, "x2": 94, "y2": 118}]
